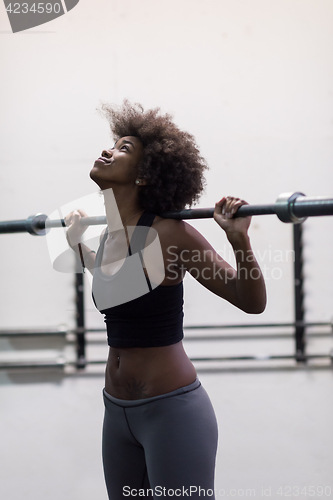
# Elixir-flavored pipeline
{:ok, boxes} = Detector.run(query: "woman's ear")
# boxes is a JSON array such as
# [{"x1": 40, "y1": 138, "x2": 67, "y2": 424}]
[{"x1": 135, "y1": 179, "x2": 148, "y2": 186}]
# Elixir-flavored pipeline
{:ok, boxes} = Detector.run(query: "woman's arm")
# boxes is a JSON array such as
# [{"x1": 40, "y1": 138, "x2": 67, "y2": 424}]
[
  {"x1": 169, "y1": 196, "x2": 267, "y2": 314},
  {"x1": 65, "y1": 209, "x2": 97, "y2": 275}
]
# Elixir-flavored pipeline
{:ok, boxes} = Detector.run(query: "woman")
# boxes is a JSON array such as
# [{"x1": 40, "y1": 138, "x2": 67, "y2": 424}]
[{"x1": 65, "y1": 101, "x2": 266, "y2": 498}]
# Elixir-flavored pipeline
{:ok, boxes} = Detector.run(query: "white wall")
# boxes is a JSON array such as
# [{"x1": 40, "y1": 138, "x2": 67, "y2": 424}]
[{"x1": 1, "y1": 1, "x2": 333, "y2": 498}]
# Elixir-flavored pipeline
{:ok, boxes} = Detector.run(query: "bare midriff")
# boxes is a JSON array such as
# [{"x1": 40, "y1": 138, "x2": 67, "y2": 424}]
[{"x1": 105, "y1": 341, "x2": 197, "y2": 400}]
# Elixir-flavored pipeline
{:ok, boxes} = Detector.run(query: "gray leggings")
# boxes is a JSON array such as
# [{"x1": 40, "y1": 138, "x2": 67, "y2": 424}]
[{"x1": 102, "y1": 379, "x2": 218, "y2": 499}]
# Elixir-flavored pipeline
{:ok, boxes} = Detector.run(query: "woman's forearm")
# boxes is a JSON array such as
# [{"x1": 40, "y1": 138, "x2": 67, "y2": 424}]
[
  {"x1": 228, "y1": 233, "x2": 266, "y2": 313},
  {"x1": 70, "y1": 242, "x2": 96, "y2": 274}
]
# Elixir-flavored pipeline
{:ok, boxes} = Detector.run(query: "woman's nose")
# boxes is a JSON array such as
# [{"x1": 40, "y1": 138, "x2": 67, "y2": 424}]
[{"x1": 101, "y1": 148, "x2": 113, "y2": 159}]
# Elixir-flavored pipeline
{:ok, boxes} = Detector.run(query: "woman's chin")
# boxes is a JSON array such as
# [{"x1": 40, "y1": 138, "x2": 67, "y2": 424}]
[
  {"x1": 90, "y1": 169, "x2": 112, "y2": 190},
  {"x1": 89, "y1": 167, "x2": 102, "y2": 185}
]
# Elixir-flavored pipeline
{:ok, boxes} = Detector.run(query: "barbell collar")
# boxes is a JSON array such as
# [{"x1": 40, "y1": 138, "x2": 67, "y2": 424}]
[
  {"x1": 275, "y1": 192, "x2": 307, "y2": 224},
  {"x1": 25, "y1": 214, "x2": 49, "y2": 236}
]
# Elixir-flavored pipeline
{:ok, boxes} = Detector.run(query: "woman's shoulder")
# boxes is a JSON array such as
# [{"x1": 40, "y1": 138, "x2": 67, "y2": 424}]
[
  {"x1": 152, "y1": 215, "x2": 185, "y2": 236},
  {"x1": 151, "y1": 215, "x2": 200, "y2": 250},
  {"x1": 152, "y1": 213, "x2": 218, "y2": 257}
]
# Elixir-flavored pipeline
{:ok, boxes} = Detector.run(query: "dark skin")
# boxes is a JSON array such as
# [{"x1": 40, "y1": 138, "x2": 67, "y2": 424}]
[{"x1": 65, "y1": 136, "x2": 266, "y2": 399}]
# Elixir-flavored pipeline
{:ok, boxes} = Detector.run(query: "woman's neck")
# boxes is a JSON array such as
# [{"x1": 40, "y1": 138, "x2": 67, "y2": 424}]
[{"x1": 102, "y1": 187, "x2": 144, "y2": 233}]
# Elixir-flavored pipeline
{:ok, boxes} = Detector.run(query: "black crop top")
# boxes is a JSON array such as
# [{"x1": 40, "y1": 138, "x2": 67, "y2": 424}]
[{"x1": 92, "y1": 211, "x2": 184, "y2": 348}]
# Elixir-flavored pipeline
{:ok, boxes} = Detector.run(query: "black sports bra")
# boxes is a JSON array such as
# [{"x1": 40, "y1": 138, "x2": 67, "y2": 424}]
[{"x1": 92, "y1": 211, "x2": 184, "y2": 348}]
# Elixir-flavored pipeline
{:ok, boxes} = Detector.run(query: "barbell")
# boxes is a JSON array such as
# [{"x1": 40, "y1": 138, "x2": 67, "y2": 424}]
[{"x1": 0, "y1": 192, "x2": 332, "y2": 236}]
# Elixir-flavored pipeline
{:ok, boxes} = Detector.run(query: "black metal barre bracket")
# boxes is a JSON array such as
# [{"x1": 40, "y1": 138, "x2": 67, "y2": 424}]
[{"x1": 0, "y1": 192, "x2": 332, "y2": 235}]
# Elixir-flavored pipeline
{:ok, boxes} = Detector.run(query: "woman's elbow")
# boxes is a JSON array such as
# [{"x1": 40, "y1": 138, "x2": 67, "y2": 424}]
[
  {"x1": 248, "y1": 304, "x2": 266, "y2": 314},
  {"x1": 241, "y1": 298, "x2": 267, "y2": 314}
]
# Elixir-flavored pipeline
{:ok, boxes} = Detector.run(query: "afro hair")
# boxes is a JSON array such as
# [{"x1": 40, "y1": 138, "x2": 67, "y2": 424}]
[{"x1": 99, "y1": 100, "x2": 209, "y2": 214}]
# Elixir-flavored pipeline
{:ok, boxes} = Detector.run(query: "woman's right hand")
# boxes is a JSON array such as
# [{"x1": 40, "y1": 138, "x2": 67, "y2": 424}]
[{"x1": 64, "y1": 209, "x2": 89, "y2": 248}]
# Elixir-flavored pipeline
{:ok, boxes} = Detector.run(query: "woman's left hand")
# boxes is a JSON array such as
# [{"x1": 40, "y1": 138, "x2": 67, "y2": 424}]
[{"x1": 214, "y1": 196, "x2": 251, "y2": 239}]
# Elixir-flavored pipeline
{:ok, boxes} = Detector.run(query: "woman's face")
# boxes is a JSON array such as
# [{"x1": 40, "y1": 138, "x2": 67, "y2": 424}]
[{"x1": 90, "y1": 136, "x2": 144, "y2": 190}]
